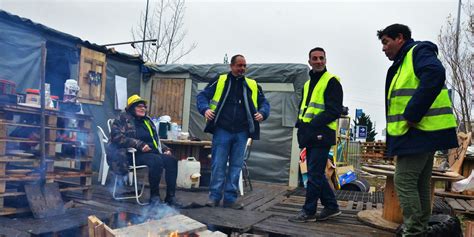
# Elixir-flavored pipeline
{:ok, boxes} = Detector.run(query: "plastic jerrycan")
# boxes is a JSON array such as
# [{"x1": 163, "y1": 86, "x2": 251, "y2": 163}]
[{"x1": 177, "y1": 157, "x2": 201, "y2": 189}]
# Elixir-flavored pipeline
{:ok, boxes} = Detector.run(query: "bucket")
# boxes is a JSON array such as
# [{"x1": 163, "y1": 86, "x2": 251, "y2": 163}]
[
  {"x1": 177, "y1": 157, "x2": 201, "y2": 189},
  {"x1": 340, "y1": 177, "x2": 370, "y2": 192}
]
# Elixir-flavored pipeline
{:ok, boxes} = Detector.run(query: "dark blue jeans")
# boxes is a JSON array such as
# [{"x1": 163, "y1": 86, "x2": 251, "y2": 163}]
[
  {"x1": 303, "y1": 146, "x2": 338, "y2": 215},
  {"x1": 132, "y1": 152, "x2": 177, "y2": 197},
  {"x1": 209, "y1": 128, "x2": 248, "y2": 204}
]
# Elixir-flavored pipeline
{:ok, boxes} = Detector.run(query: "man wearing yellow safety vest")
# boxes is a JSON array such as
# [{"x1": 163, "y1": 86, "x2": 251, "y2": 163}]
[
  {"x1": 377, "y1": 24, "x2": 458, "y2": 236},
  {"x1": 289, "y1": 47, "x2": 343, "y2": 223},
  {"x1": 197, "y1": 55, "x2": 270, "y2": 209},
  {"x1": 109, "y1": 95, "x2": 180, "y2": 207}
]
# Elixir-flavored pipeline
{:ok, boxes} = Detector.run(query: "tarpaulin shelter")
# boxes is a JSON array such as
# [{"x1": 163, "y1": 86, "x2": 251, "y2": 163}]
[
  {"x1": 0, "y1": 10, "x2": 143, "y2": 170},
  {"x1": 143, "y1": 64, "x2": 311, "y2": 185}
]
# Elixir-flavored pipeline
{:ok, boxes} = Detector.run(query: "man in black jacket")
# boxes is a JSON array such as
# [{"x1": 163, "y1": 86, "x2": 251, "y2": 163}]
[
  {"x1": 378, "y1": 24, "x2": 458, "y2": 236},
  {"x1": 289, "y1": 47, "x2": 343, "y2": 223}
]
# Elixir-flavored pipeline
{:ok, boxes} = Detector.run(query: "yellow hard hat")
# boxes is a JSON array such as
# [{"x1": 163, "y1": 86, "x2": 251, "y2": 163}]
[{"x1": 127, "y1": 94, "x2": 146, "y2": 109}]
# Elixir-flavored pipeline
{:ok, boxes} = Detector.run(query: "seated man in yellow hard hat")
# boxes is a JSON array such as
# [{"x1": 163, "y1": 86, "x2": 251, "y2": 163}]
[{"x1": 109, "y1": 94, "x2": 180, "y2": 206}]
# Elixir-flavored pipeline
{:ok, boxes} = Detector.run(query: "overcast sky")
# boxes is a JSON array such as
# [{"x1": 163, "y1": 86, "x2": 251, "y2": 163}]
[{"x1": 0, "y1": 0, "x2": 460, "y2": 138}]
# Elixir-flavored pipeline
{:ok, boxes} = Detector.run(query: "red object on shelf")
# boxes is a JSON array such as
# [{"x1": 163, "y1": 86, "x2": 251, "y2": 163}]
[{"x1": 26, "y1": 89, "x2": 40, "y2": 94}]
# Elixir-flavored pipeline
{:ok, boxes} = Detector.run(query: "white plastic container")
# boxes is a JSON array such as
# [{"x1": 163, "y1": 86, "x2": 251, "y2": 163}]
[{"x1": 177, "y1": 157, "x2": 201, "y2": 189}]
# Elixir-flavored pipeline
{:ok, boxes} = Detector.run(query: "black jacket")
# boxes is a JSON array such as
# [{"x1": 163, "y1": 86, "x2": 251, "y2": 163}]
[
  {"x1": 196, "y1": 72, "x2": 270, "y2": 140},
  {"x1": 385, "y1": 39, "x2": 458, "y2": 156},
  {"x1": 296, "y1": 68, "x2": 343, "y2": 148}
]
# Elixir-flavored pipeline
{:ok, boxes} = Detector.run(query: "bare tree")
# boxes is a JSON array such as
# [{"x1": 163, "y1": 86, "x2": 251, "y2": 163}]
[
  {"x1": 132, "y1": 0, "x2": 197, "y2": 64},
  {"x1": 438, "y1": 1, "x2": 473, "y2": 133}
]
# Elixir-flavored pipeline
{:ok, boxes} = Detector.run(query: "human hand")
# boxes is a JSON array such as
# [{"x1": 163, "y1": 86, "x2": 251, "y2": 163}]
[
  {"x1": 205, "y1": 109, "x2": 215, "y2": 120},
  {"x1": 254, "y1": 112, "x2": 263, "y2": 122},
  {"x1": 164, "y1": 149, "x2": 172, "y2": 155},
  {"x1": 142, "y1": 144, "x2": 152, "y2": 152}
]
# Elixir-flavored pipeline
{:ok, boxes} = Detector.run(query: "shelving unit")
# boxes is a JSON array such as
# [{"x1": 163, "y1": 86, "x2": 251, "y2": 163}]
[{"x1": 0, "y1": 104, "x2": 94, "y2": 215}]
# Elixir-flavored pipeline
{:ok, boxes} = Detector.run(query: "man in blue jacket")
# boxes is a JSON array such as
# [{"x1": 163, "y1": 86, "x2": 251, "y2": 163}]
[
  {"x1": 197, "y1": 54, "x2": 270, "y2": 209},
  {"x1": 378, "y1": 24, "x2": 458, "y2": 236}
]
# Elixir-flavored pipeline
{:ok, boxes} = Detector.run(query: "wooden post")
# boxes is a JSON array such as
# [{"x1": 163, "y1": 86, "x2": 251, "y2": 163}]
[
  {"x1": 382, "y1": 176, "x2": 403, "y2": 223},
  {"x1": 465, "y1": 220, "x2": 474, "y2": 237}
]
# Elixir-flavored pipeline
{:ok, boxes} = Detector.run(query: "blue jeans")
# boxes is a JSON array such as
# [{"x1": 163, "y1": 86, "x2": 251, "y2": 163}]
[
  {"x1": 303, "y1": 146, "x2": 338, "y2": 215},
  {"x1": 209, "y1": 128, "x2": 248, "y2": 204}
]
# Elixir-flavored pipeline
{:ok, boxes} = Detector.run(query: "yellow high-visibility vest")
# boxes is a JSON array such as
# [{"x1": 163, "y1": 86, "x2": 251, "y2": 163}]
[
  {"x1": 143, "y1": 120, "x2": 159, "y2": 149},
  {"x1": 209, "y1": 74, "x2": 258, "y2": 111},
  {"x1": 298, "y1": 71, "x2": 340, "y2": 130},
  {"x1": 386, "y1": 44, "x2": 457, "y2": 136}
]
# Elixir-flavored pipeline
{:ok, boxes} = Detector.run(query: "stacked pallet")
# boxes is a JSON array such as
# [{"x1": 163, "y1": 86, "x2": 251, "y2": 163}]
[
  {"x1": 360, "y1": 142, "x2": 393, "y2": 163},
  {"x1": 0, "y1": 104, "x2": 94, "y2": 216}
]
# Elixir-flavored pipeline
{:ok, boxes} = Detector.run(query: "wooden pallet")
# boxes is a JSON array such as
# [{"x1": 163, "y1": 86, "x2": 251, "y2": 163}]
[
  {"x1": 0, "y1": 104, "x2": 95, "y2": 215},
  {"x1": 445, "y1": 197, "x2": 474, "y2": 215},
  {"x1": 360, "y1": 142, "x2": 392, "y2": 161},
  {"x1": 88, "y1": 214, "x2": 226, "y2": 237}
]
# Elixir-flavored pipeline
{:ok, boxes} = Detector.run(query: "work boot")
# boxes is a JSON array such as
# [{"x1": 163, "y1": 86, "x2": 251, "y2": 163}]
[
  {"x1": 288, "y1": 210, "x2": 316, "y2": 223},
  {"x1": 205, "y1": 199, "x2": 220, "y2": 207},
  {"x1": 164, "y1": 195, "x2": 183, "y2": 208},
  {"x1": 315, "y1": 208, "x2": 341, "y2": 221},
  {"x1": 223, "y1": 202, "x2": 244, "y2": 210}
]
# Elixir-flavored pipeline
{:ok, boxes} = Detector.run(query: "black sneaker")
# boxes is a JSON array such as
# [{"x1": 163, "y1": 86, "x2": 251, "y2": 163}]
[
  {"x1": 223, "y1": 202, "x2": 244, "y2": 210},
  {"x1": 288, "y1": 210, "x2": 316, "y2": 223},
  {"x1": 205, "y1": 199, "x2": 219, "y2": 207},
  {"x1": 316, "y1": 208, "x2": 341, "y2": 221}
]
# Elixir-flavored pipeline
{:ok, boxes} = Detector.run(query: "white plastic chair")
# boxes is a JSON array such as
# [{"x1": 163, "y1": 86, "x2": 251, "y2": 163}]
[
  {"x1": 97, "y1": 126, "x2": 110, "y2": 185},
  {"x1": 242, "y1": 138, "x2": 253, "y2": 192}
]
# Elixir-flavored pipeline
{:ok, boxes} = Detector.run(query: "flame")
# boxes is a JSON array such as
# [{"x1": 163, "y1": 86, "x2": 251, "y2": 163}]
[{"x1": 169, "y1": 230, "x2": 178, "y2": 237}]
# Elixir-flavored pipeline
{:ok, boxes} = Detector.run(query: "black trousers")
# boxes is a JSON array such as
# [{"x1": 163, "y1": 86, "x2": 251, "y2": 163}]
[
  {"x1": 303, "y1": 146, "x2": 339, "y2": 215},
  {"x1": 130, "y1": 152, "x2": 178, "y2": 198}
]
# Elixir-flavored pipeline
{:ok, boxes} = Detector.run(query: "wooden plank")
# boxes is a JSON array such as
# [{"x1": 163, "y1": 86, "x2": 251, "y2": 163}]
[
  {"x1": 445, "y1": 198, "x2": 465, "y2": 211},
  {"x1": 0, "y1": 226, "x2": 29, "y2": 237},
  {"x1": 0, "y1": 206, "x2": 112, "y2": 235},
  {"x1": 88, "y1": 215, "x2": 116, "y2": 237},
  {"x1": 366, "y1": 201, "x2": 373, "y2": 210},
  {"x1": 357, "y1": 209, "x2": 398, "y2": 232},
  {"x1": 436, "y1": 191, "x2": 474, "y2": 200},
  {"x1": 180, "y1": 207, "x2": 271, "y2": 232},
  {"x1": 253, "y1": 215, "x2": 393, "y2": 237},
  {"x1": 448, "y1": 132, "x2": 471, "y2": 174},
  {"x1": 456, "y1": 199, "x2": 474, "y2": 212},
  {"x1": 113, "y1": 214, "x2": 207, "y2": 237},
  {"x1": 344, "y1": 200, "x2": 354, "y2": 211}
]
